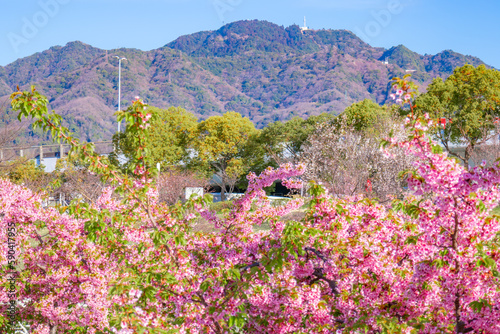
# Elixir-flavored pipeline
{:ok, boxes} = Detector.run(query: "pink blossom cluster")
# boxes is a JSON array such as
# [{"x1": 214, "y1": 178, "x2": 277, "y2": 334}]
[
  {"x1": 389, "y1": 86, "x2": 411, "y2": 104},
  {"x1": 0, "y1": 180, "x2": 113, "y2": 333},
  {"x1": 3, "y1": 123, "x2": 500, "y2": 332},
  {"x1": 3, "y1": 91, "x2": 500, "y2": 332}
]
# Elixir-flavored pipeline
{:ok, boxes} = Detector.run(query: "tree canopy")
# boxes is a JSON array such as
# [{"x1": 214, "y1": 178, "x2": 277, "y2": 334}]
[
  {"x1": 301, "y1": 114, "x2": 411, "y2": 200},
  {"x1": 412, "y1": 64, "x2": 500, "y2": 164},
  {"x1": 252, "y1": 113, "x2": 335, "y2": 166},
  {"x1": 339, "y1": 99, "x2": 389, "y2": 132},
  {"x1": 110, "y1": 106, "x2": 197, "y2": 172},
  {"x1": 191, "y1": 111, "x2": 258, "y2": 200}
]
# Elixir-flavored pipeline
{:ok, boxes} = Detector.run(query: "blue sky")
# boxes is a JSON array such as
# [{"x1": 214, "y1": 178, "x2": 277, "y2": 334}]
[{"x1": 0, "y1": 0, "x2": 499, "y2": 68}]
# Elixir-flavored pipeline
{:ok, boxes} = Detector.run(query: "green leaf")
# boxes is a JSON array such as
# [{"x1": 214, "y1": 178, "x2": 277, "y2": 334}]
[
  {"x1": 405, "y1": 235, "x2": 419, "y2": 245},
  {"x1": 199, "y1": 280, "x2": 210, "y2": 292},
  {"x1": 470, "y1": 299, "x2": 492, "y2": 313},
  {"x1": 229, "y1": 268, "x2": 241, "y2": 280},
  {"x1": 431, "y1": 144, "x2": 443, "y2": 154},
  {"x1": 477, "y1": 200, "x2": 487, "y2": 213}
]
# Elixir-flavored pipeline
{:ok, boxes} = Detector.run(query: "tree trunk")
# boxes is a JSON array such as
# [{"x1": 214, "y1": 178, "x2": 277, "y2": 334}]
[
  {"x1": 464, "y1": 144, "x2": 473, "y2": 169},
  {"x1": 221, "y1": 173, "x2": 226, "y2": 201}
]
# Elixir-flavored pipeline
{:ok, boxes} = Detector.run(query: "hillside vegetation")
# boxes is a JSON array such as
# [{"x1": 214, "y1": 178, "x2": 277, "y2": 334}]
[{"x1": 0, "y1": 20, "x2": 487, "y2": 144}]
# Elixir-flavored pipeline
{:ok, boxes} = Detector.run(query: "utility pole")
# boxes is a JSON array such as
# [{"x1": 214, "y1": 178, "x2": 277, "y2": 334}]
[{"x1": 114, "y1": 56, "x2": 127, "y2": 133}]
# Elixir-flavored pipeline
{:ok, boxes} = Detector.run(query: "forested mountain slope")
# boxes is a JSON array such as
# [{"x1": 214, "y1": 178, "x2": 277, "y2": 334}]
[{"x1": 0, "y1": 20, "x2": 487, "y2": 144}]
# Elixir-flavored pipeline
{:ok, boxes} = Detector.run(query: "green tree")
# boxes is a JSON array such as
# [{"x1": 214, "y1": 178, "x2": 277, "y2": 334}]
[
  {"x1": 253, "y1": 113, "x2": 335, "y2": 166},
  {"x1": 340, "y1": 99, "x2": 388, "y2": 132},
  {"x1": 240, "y1": 113, "x2": 334, "y2": 194},
  {"x1": 191, "y1": 112, "x2": 258, "y2": 201},
  {"x1": 2, "y1": 158, "x2": 52, "y2": 193},
  {"x1": 412, "y1": 64, "x2": 500, "y2": 164},
  {"x1": 110, "y1": 106, "x2": 197, "y2": 172},
  {"x1": 6, "y1": 159, "x2": 44, "y2": 184}
]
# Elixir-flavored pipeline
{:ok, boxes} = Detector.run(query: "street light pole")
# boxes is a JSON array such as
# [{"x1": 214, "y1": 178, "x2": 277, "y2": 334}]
[{"x1": 114, "y1": 56, "x2": 127, "y2": 133}]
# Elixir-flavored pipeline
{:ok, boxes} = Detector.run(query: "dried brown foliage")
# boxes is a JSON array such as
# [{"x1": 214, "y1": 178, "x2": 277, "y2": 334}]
[
  {"x1": 300, "y1": 117, "x2": 414, "y2": 201},
  {"x1": 5, "y1": 158, "x2": 54, "y2": 194},
  {"x1": 469, "y1": 137, "x2": 500, "y2": 168},
  {"x1": 157, "y1": 168, "x2": 209, "y2": 205},
  {"x1": 53, "y1": 164, "x2": 106, "y2": 205},
  {"x1": 0, "y1": 98, "x2": 30, "y2": 170}
]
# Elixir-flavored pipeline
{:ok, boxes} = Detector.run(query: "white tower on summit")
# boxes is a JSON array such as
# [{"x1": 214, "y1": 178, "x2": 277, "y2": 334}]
[{"x1": 300, "y1": 16, "x2": 309, "y2": 31}]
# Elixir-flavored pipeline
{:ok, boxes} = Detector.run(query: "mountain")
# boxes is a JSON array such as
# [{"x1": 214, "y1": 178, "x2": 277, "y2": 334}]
[
  {"x1": 0, "y1": 20, "x2": 489, "y2": 144},
  {"x1": 166, "y1": 20, "x2": 378, "y2": 58}
]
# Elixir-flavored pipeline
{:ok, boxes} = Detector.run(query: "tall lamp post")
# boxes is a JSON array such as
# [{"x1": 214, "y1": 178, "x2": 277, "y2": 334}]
[{"x1": 114, "y1": 56, "x2": 127, "y2": 133}]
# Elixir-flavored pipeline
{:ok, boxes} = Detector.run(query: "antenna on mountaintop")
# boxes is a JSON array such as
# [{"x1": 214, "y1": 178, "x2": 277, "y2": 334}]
[{"x1": 300, "y1": 16, "x2": 309, "y2": 31}]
